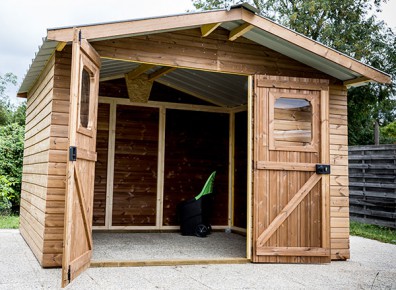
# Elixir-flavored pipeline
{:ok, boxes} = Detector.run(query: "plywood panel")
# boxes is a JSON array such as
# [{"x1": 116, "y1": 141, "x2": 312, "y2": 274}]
[
  {"x1": 233, "y1": 111, "x2": 247, "y2": 228},
  {"x1": 112, "y1": 105, "x2": 159, "y2": 226},
  {"x1": 93, "y1": 103, "x2": 110, "y2": 226},
  {"x1": 163, "y1": 109, "x2": 229, "y2": 226}
]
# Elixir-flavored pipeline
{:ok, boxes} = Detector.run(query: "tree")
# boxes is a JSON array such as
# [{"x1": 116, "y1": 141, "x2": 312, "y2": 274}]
[
  {"x1": 0, "y1": 73, "x2": 17, "y2": 126},
  {"x1": 0, "y1": 73, "x2": 25, "y2": 214},
  {"x1": 191, "y1": 0, "x2": 396, "y2": 145}
]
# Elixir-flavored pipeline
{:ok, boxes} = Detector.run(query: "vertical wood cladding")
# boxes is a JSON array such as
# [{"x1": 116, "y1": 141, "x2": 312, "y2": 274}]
[
  {"x1": 233, "y1": 111, "x2": 248, "y2": 228},
  {"x1": 163, "y1": 109, "x2": 229, "y2": 226},
  {"x1": 112, "y1": 105, "x2": 159, "y2": 226},
  {"x1": 93, "y1": 103, "x2": 110, "y2": 226}
]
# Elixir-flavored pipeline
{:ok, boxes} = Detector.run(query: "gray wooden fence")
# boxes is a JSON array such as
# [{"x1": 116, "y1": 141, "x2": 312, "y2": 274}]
[{"x1": 349, "y1": 145, "x2": 396, "y2": 229}]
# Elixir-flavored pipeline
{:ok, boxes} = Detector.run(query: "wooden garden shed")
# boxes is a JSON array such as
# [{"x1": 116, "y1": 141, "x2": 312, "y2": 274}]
[{"x1": 17, "y1": 3, "x2": 391, "y2": 287}]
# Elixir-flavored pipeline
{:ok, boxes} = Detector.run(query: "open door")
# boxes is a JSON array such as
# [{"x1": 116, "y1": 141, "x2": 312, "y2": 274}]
[
  {"x1": 62, "y1": 30, "x2": 101, "y2": 287},
  {"x1": 252, "y1": 75, "x2": 330, "y2": 263}
]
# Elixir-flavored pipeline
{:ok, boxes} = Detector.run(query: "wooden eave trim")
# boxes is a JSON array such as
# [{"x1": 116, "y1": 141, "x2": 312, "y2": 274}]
[
  {"x1": 240, "y1": 9, "x2": 391, "y2": 84},
  {"x1": 47, "y1": 9, "x2": 243, "y2": 42}
]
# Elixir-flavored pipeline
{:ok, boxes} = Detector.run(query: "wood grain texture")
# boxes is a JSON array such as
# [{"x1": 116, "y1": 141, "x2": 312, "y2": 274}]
[
  {"x1": 253, "y1": 75, "x2": 330, "y2": 263},
  {"x1": 93, "y1": 103, "x2": 110, "y2": 226},
  {"x1": 233, "y1": 111, "x2": 247, "y2": 229},
  {"x1": 19, "y1": 54, "x2": 56, "y2": 268},
  {"x1": 112, "y1": 105, "x2": 159, "y2": 226},
  {"x1": 329, "y1": 85, "x2": 350, "y2": 260},
  {"x1": 163, "y1": 109, "x2": 229, "y2": 226},
  {"x1": 92, "y1": 28, "x2": 334, "y2": 80}
]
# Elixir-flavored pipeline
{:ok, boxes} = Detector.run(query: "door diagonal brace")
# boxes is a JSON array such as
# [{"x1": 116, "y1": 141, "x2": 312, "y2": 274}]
[{"x1": 257, "y1": 174, "x2": 322, "y2": 247}]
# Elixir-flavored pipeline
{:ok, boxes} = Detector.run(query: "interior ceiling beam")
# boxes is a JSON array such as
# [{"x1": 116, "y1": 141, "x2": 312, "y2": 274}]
[
  {"x1": 126, "y1": 63, "x2": 156, "y2": 80},
  {"x1": 201, "y1": 22, "x2": 222, "y2": 37},
  {"x1": 229, "y1": 23, "x2": 253, "y2": 41},
  {"x1": 148, "y1": 67, "x2": 177, "y2": 81},
  {"x1": 343, "y1": 76, "x2": 370, "y2": 88}
]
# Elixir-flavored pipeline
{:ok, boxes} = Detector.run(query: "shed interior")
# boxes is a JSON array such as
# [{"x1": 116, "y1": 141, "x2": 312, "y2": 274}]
[{"x1": 90, "y1": 62, "x2": 249, "y2": 260}]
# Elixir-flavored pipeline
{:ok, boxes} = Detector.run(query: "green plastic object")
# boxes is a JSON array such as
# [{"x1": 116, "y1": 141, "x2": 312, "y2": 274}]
[{"x1": 195, "y1": 171, "x2": 216, "y2": 200}]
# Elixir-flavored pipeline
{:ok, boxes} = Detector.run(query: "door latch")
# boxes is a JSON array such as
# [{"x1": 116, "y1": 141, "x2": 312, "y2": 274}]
[
  {"x1": 316, "y1": 164, "x2": 330, "y2": 174},
  {"x1": 69, "y1": 146, "x2": 77, "y2": 161}
]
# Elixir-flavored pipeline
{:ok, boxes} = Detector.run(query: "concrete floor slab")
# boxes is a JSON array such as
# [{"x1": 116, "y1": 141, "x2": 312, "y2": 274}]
[
  {"x1": 1, "y1": 230, "x2": 395, "y2": 289},
  {"x1": 92, "y1": 232, "x2": 246, "y2": 261}
]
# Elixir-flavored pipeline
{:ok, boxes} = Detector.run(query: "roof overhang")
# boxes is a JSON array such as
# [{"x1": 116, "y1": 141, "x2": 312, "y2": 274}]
[{"x1": 18, "y1": 4, "x2": 391, "y2": 97}]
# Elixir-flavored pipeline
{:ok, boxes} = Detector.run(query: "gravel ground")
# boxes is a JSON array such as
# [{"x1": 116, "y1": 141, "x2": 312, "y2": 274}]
[{"x1": 0, "y1": 230, "x2": 395, "y2": 289}]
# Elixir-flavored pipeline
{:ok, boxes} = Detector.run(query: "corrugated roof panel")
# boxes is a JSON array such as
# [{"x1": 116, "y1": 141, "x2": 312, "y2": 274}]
[
  {"x1": 18, "y1": 39, "x2": 59, "y2": 94},
  {"x1": 100, "y1": 59, "x2": 140, "y2": 79},
  {"x1": 221, "y1": 21, "x2": 359, "y2": 81},
  {"x1": 18, "y1": 6, "x2": 389, "y2": 96},
  {"x1": 160, "y1": 69, "x2": 247, "y2": 107}
]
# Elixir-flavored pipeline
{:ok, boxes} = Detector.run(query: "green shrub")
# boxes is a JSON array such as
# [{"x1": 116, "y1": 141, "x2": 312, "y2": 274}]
[{"x1": 0, "y1": 123, "x2": 25, "y2": 213}]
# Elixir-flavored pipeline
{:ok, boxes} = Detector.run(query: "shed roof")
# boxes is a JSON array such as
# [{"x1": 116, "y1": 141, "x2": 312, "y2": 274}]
[{"x1": 18, "y1": 4, "x2": 391, "y2": 97}]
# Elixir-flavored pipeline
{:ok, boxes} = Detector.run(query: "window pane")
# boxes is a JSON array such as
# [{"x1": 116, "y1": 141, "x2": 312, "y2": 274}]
[
  {"x1": 80, "y1": 69, "x2": 90, "y2": 128},
  {"x1": 274, "y1": 97, "x2": 312, "y2": 146}
]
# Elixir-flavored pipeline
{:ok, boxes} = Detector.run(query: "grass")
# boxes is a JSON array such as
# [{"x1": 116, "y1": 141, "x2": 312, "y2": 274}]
[
  {"x1": 350, "y1": 221, "x2": 396, "y2": 245},
  {"x1": 0, "y1": 215, "x2": 19, "y2": 229}
]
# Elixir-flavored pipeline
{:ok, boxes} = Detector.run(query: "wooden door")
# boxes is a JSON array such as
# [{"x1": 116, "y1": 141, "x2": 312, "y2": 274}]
[
  {"x1": 252, "y1": 75, "x2": 330, "y2": 263},
  {"x1": 62, "y1": 30, "x2": 101, "y2": 287}
]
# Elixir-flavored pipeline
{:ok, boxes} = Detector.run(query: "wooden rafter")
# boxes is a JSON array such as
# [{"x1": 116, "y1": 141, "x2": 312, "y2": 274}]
[
  {"x1": 56, "y1": 42, "x2": 67, "y2": 52},
  {"x1": 343, "y1": 76, "x2": 370, "y2": 87},
  {"x1": 229, "y1": 23, "x2": 253, "y2": 41},
  {"x1": 201, "y1": 22, "x2": 222, "y2": 37},
  {"x1": 148, "y1": 67, "x2": 176, "y2": 81},
  {"x1": 126, "y1": 63, "x2": 156, "y2": 80}
]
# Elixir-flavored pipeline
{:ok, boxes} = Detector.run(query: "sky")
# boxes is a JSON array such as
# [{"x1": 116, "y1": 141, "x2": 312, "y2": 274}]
[{"x1": 0, "y1": 0, "x2": 395, "y2": 105}]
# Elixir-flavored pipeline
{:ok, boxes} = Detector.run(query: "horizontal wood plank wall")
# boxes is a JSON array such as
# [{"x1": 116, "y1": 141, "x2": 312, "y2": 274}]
[
  {"x1": 20, "y1": 54, "x2": 56, "y2": 267},
  {"x1": 329, "y1": 85, "x2": 350, "y2": 260},
  {"x1": 92, "y1": 28, "x2": 334, "y2": 80},
  {"x1": 93, "y1": 103, "x2": 110, "y2": 226},
  {"x1": 112, "y1": 105, "x2": 159, "y2": 226},
  {"x1": 163, "y1": 110, "x2": 229, "y2": 226},
  {"x1": 42, "y1": 48, "x2": 72, "y2": 267},
  {"x1": 233, "y1": 111, "x2": 248, "y2": 228}
]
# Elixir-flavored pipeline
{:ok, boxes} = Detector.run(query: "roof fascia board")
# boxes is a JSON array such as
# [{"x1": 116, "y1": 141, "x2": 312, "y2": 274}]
[
  {"x1": 240, "y1": 9, "x2": 391, "y2": 84},
  {"x1": 47, "y1": 9, "x2": 243, "y2": 42}
]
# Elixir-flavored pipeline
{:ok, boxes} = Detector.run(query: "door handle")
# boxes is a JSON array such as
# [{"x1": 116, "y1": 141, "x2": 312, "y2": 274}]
[{"x1": 316, "y1": 164, "x2": 330, "y2": 174}]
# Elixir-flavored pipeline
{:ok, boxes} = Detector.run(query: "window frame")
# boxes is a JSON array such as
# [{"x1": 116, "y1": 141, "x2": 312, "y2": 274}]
[{"x1": 268, "y1": 91, "x2": 319, "y2": 153}]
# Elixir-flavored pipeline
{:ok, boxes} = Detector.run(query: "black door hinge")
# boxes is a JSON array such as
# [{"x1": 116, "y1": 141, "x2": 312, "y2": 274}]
[
  {"x1": 67, "y1": 266, "x2": 71, "y2": 282},
  {"x1": 69, "y1": 146, "x2": 77, "y2": 161}
]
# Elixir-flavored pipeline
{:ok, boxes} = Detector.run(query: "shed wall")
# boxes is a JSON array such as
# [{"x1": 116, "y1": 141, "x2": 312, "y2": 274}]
[
  {"x1": 20, "y1": 34, "x2": 350, "y2": 267},
  {"x1": 329, "y1": 85, "x2": 350, "y2": 260},
  {"x1": 20, "y1": 54, "x2": 56, "y2": 266}
]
